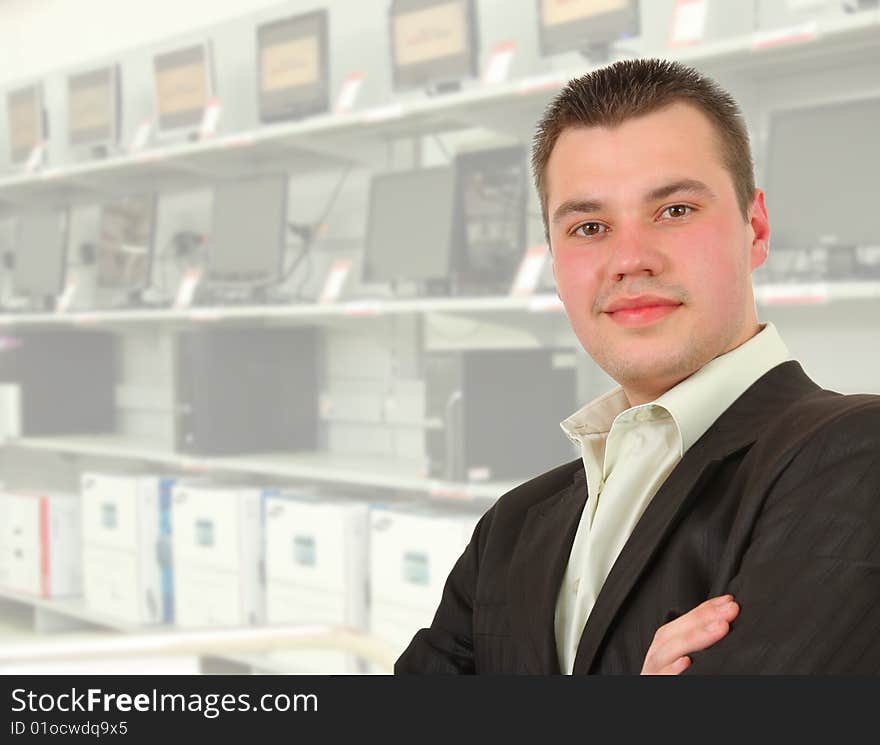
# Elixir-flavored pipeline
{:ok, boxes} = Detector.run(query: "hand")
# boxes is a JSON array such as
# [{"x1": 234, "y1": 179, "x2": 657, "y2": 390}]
[{"x1": 640, "y1": 595, "x2": 740, "y2": 675}]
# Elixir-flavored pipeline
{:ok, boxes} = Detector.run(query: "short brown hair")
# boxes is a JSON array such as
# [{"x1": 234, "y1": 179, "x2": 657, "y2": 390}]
[{"x1": 531, "y1": 58, "x2": 755, "y2": 241}]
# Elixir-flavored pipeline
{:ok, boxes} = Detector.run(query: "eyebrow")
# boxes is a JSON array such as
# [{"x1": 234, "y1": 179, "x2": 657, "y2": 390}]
[{"x1": 551, "y1": 178, "x2": 718, "y2": 226}]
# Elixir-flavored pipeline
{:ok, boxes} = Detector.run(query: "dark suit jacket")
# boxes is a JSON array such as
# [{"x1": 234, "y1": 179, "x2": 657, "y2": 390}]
[{"x1": 395, "y1": 361, "x2": 880, "y2": 674}]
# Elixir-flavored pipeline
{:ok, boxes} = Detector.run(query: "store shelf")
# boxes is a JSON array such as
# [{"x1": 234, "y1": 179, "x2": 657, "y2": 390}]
[
  {"x1": 3, "y1": 435, "x2": 515, "y2": 501},
  {"x1": 0, "y1": 11, "x2": 877, "y2": 210},
  {"x1": 0, "y1": 292, "x2": 565, "y2": 328}
]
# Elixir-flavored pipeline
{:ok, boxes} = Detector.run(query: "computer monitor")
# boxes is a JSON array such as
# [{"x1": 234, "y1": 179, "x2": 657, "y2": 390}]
[
  {"x1": 97, "y1": 194, "x2": 157, "y2": 292},
  {"x1": 451, "y1": 145, "x2": 527, "y2": 294},
  {"x1": 765, "y1": 97, "x2": 880, "y2": 253},
  {"x1": 6, "y1": 84, "x2": 46, "y2": 165},
  {"x1": 68, "y1": 64, "x2": 121, "y2": 153},
  {"x1": 207, "y1": 174, "x2": 289, "y2": 284},
  {"x1": 536, "y1": 0, "x2": 640, "y2": 58},
  {"x1": 257, "y1": 9, "x2": 330, "y2": 122},
  {"x1": 153, "y1": 42, "x2": 214, "y2": 138},
  {"x1": 12, "y1": 208, "x2": 68, "y2": 302},
  {"x1": 363, "y1": 166, "x2": 456, "y2": 287},
  {"x1": 389, "y1": 0, "x2": 479, "y2": 92}
]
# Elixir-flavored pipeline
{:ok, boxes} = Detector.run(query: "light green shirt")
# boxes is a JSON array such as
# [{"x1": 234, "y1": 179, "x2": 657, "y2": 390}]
[{"x1": 554, "y1": 322, "x2": 791, "y2": 675}]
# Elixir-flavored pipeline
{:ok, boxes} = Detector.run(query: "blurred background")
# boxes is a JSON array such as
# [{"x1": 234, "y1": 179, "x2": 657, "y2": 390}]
[{"x1": 0, "y1": 0, "x2": 877, "y2": 674}]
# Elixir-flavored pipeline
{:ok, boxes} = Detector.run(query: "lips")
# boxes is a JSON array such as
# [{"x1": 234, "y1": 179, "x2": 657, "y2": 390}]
[{"x1": 603, "y1": 295, "x2": 682, "y2": 328}]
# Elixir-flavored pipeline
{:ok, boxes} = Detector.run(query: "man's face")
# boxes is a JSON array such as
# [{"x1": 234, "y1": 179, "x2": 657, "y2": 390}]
[{"x1": 545, "y1": 102, "x2": 769, "y2": 404}]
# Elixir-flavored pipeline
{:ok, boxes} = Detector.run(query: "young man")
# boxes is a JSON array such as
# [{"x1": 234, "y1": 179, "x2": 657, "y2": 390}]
[{"x1": 395, "y1": 59, "x2": 880, "y2": 674}]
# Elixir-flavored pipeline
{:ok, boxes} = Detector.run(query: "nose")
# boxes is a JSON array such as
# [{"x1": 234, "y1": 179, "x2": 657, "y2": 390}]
[{"x1": 604, "y1": 222, "x2": 666, "y2": 282}]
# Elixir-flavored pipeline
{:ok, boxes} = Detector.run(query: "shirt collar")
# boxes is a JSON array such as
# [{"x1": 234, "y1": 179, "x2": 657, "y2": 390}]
[{"x1": 560, "y1": 322, "x2": 791, "y2": 455}]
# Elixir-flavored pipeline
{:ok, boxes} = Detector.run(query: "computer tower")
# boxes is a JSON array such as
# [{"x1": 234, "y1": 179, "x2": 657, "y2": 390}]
[
  {"x1": 174, "y1": 325, "x2": 319, "y2": 456},
  {"x1": 425, "y1": 347, "x2": 578, "y2": 482},
  {"x1": 0, "y1": 329, "x2": 117, "y2": 436}
]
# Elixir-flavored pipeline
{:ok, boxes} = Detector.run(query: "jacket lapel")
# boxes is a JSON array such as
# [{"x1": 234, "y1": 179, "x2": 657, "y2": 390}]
[
  {"x1": 508, "y1": 463, "x2": 587, "y2": 674},
  {"x1": 571, "y1": 360, "x2": 820, "y2": 674}
]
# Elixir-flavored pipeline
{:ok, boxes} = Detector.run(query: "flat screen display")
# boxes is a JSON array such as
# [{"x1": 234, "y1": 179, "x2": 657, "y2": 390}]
[
  {"x1": 208, "y1": 174, "x2": 288, "y2": 283},
  {"x1": 765, "y1": 97, "x2": 880, "y2": 251},
  {"x1": 68, "y1": 65, "x2": 120, "y2": 148},
  {"x1": 258, "y1": 10, "x2": 329, "y2": 122},
  {"x1": 363, "y1": 166, "x2": 456, "y2": 283},
  {"x1": 390, "y1": 0, "x2": 478, "y2": 91},
  {"x1": 13, "y1": 208, "x2": 68, "y2": 298},
  {"x1": 97, "y1": 194, "x2": 156, "y2": 290},
  {"x1": 7, "y1": 84, "x2": 44, "y2": 164},
  {"x1": 154, "y1": 43, "x2": 212, "y2": 133},
  {"x1": 537, "y1": 0, "x2": 640, "y2": 56}
]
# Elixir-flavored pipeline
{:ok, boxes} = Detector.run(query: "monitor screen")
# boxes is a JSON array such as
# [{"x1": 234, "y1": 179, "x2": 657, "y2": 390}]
[
  {"x1": 765, "y1": 96, "x2": 880, "y2": 252},
  {"x1": 257, "y1": 10, "x2": 329, "y2": 122},
  {"x1": 154, "y1": 43, "x2": 213, "y2": 133},
  {"x1": 451, "y1": 145, "x2": 527, "y2": 293},
  {"x1": 97, "y1": 194, "x2": 157, "y2": 290},
  {"x1": 208, "y1": 174, "x2": 288, "y2": 283},
  {"x1": 68, "y1": 65, "x2": 120, "y2": 148},
  {"x1": 390, "y1": 0, "x2": 478, "y2": 91},
  {"x1": 363, "y1": 166, "x2": 456, "y2": 284},
  {"x1": 537, "y1": 0, "x2": 640, "y2": 56},
  {"x1": 13, "y1": 208, "x2": 68, "y2": 298},
  {"x1": 7, "y1": 84, "x2": 45, "y2": 164}
]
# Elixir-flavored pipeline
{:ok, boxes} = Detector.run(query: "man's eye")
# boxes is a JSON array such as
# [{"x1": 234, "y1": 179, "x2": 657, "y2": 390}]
[
  {"x1": 573, "y1": 222, "x2": 607, "y2": 237},
  {"x1": 661, "y1": 205, "x2": 693, "y2": 219}
]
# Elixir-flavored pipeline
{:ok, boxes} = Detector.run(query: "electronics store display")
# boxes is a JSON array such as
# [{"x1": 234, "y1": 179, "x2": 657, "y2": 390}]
[
  {"x1": 0, "y1": 329, "x2": 117, "y2": 436},
  {"x1": 536, "y1": 0, "x2": 640, "y2": 61},
  {"x1": 257, "y1": 9, "x2": 330, "y2": 122},
  {"x1": 174, "y1": 325, "x2": 318, "y2": 456},
  {"x1": 389, "y1": 0, "x2": 479, "y2": 93},
  {"x1": 763, "y1": 96, "x2": 880, "y2": 282},
  {"x1": 153, "y1": 42, "x2": 215, "y2": 139},
  {"x1": 425, "y1": 347, "x2": 578, "y2": 482},
  {"x1": 363, "y1": 166, "x2": 456, "y2": 293},
  {"x1": 10, "y1": 208, "x2": 69, "y2": 310},
  {"x1": 96, "y1": 193, "x2": 157, "y2": 298},
  {"x1": 67, "y1": 64, "x2": 121, "y2": 157},
  {"x1": 5, "y1": 83, "x2": 46, "y2": 165},
  {"x1": 451, "y1": 145, "x2": 527, "y2": 295}
]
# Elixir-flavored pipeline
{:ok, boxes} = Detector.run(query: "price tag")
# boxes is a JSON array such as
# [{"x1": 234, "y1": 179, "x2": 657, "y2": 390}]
[
  {"x1": 173, "y1": 267, "x2": 203, "y2": 309},
  {"x1": 129, "y1": 117, "x2": 153, "y2": 152},
  {"x1": 24, "y1": 142, "x2": 46, "y2": 172},
  {"x1": 510, "y1": 245, "x2": 549, "y2": 297},
  {"x1": 669, "y1": 0, "x2": 708, "y2": 47},
  {"x1": 199, "y1": 98, "x2": 222, "y2": 139},
  {"x1": 335, "y1": 71, "x2": 365, "y2": 114},
  {"x1": 55, "y1": 276, "x2": 78, "y2": 313},
  {"x1": 319, "y1": 258, "x2": 353, "y2": 304},
  {"x1": 483, "y1": 41, "x2": 517, "y2": 85}
]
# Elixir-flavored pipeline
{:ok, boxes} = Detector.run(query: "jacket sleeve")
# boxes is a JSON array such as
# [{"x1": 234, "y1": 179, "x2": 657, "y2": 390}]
[
  {"x1": 393, "y1": 507, "x2": 494, "y2": 674},
  {"x1": 685, "y1": 405, "x2": 880, "y2": 674}
]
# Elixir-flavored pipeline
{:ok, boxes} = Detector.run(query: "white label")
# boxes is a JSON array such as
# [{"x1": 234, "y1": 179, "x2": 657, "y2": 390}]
[
  {"x1": 483, "y1": 41, "x2": 516, "y2": 85},
  {"x1": 55, "y1": 276, "x2": 78, "y2": 313},
  {"x1": 510, "y1": 245, "x2": 548, "y2": 297},
  {"x1": 752, "y1": 21, "x2": 818, "y2": 49},
  {"x1": 669, "y1": 0, "x2": 708, "y2": 46},
  {"x1": 130, "y1": 118, "x2": 153, "y2": 152},
  {"x1": 199, "y1": 98, "x2": 222, "y2": 139},
  {"x1": 173, "y1": 266, "x2": 203, "y2": 309},
  {"x1": 319, "y1": 258, "x2": 353, "y2": 304},
  {"x1": 24, "y1": 143, "x2": 46, "y2": 172},
  {"x1": 335, "y1": 71, "x2": 364, "y2": 114}
]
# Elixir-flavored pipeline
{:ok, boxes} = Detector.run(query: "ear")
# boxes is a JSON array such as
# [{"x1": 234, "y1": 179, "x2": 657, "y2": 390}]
[{"x1": 747, "y1": 188, "x2": 770, "y2": 272}]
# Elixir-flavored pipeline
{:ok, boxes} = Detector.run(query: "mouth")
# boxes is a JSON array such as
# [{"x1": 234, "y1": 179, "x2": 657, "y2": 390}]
[{"x1": 602, "y1": 296, "x2": 682, "y2": 328}]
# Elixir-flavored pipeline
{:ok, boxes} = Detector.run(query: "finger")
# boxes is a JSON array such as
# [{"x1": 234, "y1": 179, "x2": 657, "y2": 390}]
[{"x1": 646, "y1": 598, "x2": 739, "y2": 671}]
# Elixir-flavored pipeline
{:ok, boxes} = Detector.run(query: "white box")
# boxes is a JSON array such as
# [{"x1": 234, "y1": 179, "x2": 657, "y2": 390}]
[
  {"x1": 369, "y1": 505, "x2": 480, "y2": 665},
  {"x1": 80, "y1": 472, "x2": 175, "y2": 625},
  {"x1": 263, "y1": 494, "x2": 370, "y2": 674},
  {"x1": 0, "y1": 491, "x2": 81, "y2": 598},
  {"x1": 171, "y1": 482, "x2": 265, "y2": 628}
]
